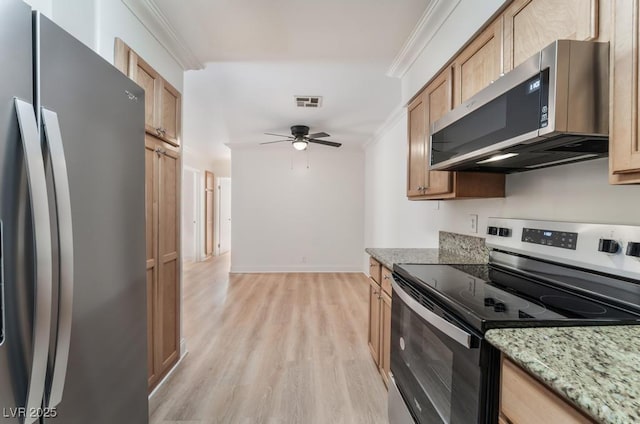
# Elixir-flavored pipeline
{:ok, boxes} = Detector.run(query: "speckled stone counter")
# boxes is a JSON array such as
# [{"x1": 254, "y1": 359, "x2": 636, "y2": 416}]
[{"x1": 486, "y1": 326, "x2": 640, "y2": 424}]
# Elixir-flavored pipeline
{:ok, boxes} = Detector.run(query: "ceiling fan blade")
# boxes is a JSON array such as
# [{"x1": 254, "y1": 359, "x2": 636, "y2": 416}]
[
  {"x1": 308, "y1": 138, "x2": 342, "y2": 148},
  {"x1": 260, "y1": 140, "x2": 290, "y2": 145},
  {"x1": 307, "y1": 132, "x2": 330, "y2": 138},
  {"x1": 264, "y1": 132, "x2": 293, "y2": 138}
]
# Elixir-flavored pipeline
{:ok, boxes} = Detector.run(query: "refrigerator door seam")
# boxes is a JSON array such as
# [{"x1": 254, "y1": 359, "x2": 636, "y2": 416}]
[
  {"x1": 41, "y1": 108, "x2": 74, "y2": 409},
  {"x1": 14, "y1": 98, "x2": 53, "y2": 424}
]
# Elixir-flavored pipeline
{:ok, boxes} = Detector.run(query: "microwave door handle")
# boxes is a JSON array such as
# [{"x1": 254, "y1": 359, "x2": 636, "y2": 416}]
[
  {"x1": 41, "y1": 108, "x2": 74, "y2": 408},
  {"x1": 392, "y1": 280, "x2": 475, "y2": 349},
  {"x1": 15, "y1": 98, "x2": 53, "y2": 424}
]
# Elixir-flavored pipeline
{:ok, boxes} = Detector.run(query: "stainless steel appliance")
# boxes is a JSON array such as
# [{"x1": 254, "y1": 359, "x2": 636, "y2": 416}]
[
  {"x1": 0, "y1": 1, "x2": 147, "y2": 423},
  {"x1": 389, "y1": 218, "x2": 640, "y2": 424},
  {"x1": 430, "y1": 40, "x2": 609, "y2": 173}
]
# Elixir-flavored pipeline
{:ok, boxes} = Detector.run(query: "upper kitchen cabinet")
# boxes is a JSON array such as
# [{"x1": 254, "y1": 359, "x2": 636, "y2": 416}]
[
  {"x1": 407, "y1": 69, "x2": 505, "y2": 200},
  {"x1": 452, "y1": 17, "x2": 503, "y2": 106},
  {"x1": 115, "y1": 38, "x2": 182, "y2": 147},
  {"x1": 503, "y1": 0, "x2": 599, "y2": 71},
  {"x1": 610, "y1": 0, "x2": 640, "y2": 184},
  {"x1": 407, "y1": 69, "x2": 452, "y2": 198}
]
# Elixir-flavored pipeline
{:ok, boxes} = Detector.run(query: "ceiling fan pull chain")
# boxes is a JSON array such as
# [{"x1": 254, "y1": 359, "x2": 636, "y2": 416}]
[{"x1": 306, "y1": 147, "x2": 310, "y2": 169}]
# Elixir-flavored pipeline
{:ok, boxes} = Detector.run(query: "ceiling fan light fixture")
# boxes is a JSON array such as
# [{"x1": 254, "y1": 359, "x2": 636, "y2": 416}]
[{"x1": 292, "y1": 139, "x2": 308, "y2": 151}]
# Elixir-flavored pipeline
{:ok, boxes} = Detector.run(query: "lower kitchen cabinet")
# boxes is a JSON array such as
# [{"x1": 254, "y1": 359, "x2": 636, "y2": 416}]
[
  {"x1": 368, "y1": 277, "x2": 381, "y2": 365},
  {"x1": 145, "y1": 135, "x2": 181, "y2": 391},
  {"x1": 368, "y1": 259, "x2": 393, "y2": 387},
  {"x1": 379, "y1": 290, "x2": 392, "y2": 387},
  {"x1": 499, "y1": 357, "x2": 593, "y2": 423}
]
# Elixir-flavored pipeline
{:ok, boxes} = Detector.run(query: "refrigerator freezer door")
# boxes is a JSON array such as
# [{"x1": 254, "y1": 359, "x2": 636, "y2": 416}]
[
  {"x1": 37, "y1": 15, "x2": 148, "y2": 424},
  {"x1": 0, "y1": 2, "x2": 44, "y2": 424}
]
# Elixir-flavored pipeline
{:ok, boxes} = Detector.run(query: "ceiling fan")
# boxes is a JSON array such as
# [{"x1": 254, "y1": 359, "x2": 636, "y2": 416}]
[{"x1": 260, "y1": 125, "x2": 342, "y2": 150}]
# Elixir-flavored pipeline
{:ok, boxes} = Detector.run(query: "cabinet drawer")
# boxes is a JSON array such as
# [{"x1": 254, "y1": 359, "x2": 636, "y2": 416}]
[
  {"x1": 500, "y1": 358, "x2": 593, "y2": 423},
  {"x1": 369, "y1": 257, "x2": 381, "y2": 284},
  {"x1": 381, "y1": 266, "x2": 392, "y2": 295}
]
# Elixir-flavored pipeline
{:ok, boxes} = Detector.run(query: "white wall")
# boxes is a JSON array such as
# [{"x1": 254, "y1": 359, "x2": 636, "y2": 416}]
[
  {"x1": 365, "y1": 0, "x2": 640, "y2": 268},
  {"x1": 231, "y1": 145, "x2": 364, "y2": 273}
]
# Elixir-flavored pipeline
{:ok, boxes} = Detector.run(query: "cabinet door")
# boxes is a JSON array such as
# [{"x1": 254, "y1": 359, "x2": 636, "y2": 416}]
[
  {"x1": 500, "y1": 358, "x2": 593, "y2": 423},
  {"x1": 368, "y1": 279, "x2": 381, "y2": 366},
  {"x1": 130, "y1": 53, "x2": 161, "y2": 135},
  {"x1": 159, "y1": 80, "x2": 181, "y2": 146},
  {"x1": 453, "y1": 18, "x2": 503, "y2": 107},
  {"x1": 379, "y1": 291, "x2": 392, "y2": 388},
  {"x1": 503, "y1": 0, "x2": 598, "y2": 71},
  {"x1": 610, "y1": 0, "x2": 640, "y2": 183},
  {"x1": 157, "y1": 144, "x2": 181, "y2": 376},
  {"x1": 205, "y1": 171, "x2": 215, "y2": 256},
  {"x1": 424, "y1": 69, "x2": 453, "y2": 196},
  {"x1": 407, "y1": 94, "x2": 426, "y2": 197},
  {"x1": 144, "y1": 137, "x2": 159, "y2": 390}
]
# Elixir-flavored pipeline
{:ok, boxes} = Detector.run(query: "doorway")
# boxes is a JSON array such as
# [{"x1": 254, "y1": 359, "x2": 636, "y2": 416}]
[
  {"x1": 217, "y1": 177, "x2": 231, "y2": 255},
  {"x1": 182, "y1": 167, "x2": 202, "y2": 262}
]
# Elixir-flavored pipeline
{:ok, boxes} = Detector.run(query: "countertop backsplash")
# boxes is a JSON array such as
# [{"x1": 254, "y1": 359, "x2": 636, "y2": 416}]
[{"x1": 439, "y1": 231, "x2": 489, "y2": 263}]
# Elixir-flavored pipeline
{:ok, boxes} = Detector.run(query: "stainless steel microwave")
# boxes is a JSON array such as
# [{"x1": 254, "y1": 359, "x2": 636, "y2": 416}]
[{"x1": 430, "y1": 40, "x2": 609, "y2": 173}]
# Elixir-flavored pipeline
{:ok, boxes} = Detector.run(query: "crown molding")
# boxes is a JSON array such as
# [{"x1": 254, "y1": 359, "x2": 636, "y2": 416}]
[
  {"x1": 386, "y1": 0, "x2": 461, "y2": 78},
  {"x1": 121, "y1": 0, "x2": 204, "y2": 70}
]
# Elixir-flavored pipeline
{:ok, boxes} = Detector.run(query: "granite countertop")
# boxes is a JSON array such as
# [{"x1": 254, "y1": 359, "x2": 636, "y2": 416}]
[
  {"x1": 486, "y1": 326, "x2": 640, "y2": 424},
  {"x1": 366, "y1": 232, "x2": 489, "y2": 269}
]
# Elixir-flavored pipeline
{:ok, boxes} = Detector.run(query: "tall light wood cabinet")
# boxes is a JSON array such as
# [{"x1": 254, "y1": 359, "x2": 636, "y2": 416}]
[
  {"x1": 144, "y1": 135, "x2": 181, "y2": 391},
  {"x1": 367, "y1": 257, "x2": 393, "y2": 388},
  {"x1": 368, "y1": 278, "x2": 381, "y2": 365},
  {"x1": 115, "y1": 38, "x2": 181, "y2": 147},
  {"x1": 610, "y1": 0, "x2": 640, "y2": 183},
  {"x1": 116, "y1": 39, "x2": 182, "y2": 391},
  {"x1": 205, "y1": 171, "x2": 215, "y2": 257}
]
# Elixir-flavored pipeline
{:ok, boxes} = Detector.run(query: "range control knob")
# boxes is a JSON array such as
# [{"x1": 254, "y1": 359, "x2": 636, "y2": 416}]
[
  {"x1": 626, "y1": 242, "x2": 640, "y2": 257},
  {"x1": 494, "y1": 302, "x2": 507, "y2": 313},
  {"x1": 598, "y1": 238, "x2": 620, "y2": 254},
  {"x1": 498, "y1": 227, "x2": 511, "y2": 237},
  {"x1": 484, "y1": 297, "x2": 496, "y2": 307},
  {"x1": 487, "y1": 226, "x2": 498, "y2": 235}
]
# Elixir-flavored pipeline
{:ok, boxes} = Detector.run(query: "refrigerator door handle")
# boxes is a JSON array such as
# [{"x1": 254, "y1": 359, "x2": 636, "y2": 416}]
[
  {"x1": 41, "y1": 108, "x2": 74, "y2": 408},
  {"x1": 14, "y1": 98, "x2": 53, "y2": 424}
]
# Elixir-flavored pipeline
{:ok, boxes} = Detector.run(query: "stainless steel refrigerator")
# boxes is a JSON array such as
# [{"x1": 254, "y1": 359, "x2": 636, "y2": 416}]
[{"x1": 0, "y1": 1, "x2": 148, "y2": 423}]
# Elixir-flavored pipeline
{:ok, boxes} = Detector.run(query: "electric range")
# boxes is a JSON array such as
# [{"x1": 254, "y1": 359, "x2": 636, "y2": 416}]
[{"x1": 388, "y1": 218, "x2": 640, "y2": 424}]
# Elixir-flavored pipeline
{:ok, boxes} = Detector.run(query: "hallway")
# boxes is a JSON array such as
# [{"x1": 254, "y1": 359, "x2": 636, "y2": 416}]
[{"x1": 149, "y1": 254, "x2": 388, "y2": 423}]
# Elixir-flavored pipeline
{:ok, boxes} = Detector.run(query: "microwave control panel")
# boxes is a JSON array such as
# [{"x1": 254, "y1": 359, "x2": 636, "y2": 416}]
[{"x1": 522, "y1": 227, "x2": 578, "y2": 250}]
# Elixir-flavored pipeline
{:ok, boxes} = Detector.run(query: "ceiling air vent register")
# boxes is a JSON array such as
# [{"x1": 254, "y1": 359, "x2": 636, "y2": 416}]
[{"x1": 295, "y1": 96, "x2": 322, "y2": 108}]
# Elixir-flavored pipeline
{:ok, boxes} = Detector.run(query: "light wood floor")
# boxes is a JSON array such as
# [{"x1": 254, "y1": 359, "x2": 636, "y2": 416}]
[{"x1": 149, "y1": 254, "x2": 388, "y2": 424}]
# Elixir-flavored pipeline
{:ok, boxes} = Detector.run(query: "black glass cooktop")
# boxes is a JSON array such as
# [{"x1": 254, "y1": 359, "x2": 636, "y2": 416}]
[{"x1": 393, "y1": 263, "x2": 640, "y2": 332}]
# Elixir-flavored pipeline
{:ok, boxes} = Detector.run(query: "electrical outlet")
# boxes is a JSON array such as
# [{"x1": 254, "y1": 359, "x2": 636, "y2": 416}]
[
  {"x1": 469, "y1": 214, "x2": 478, "y2": 233},
  {"x1": 301, "y1": 256, "x2": 307, "y2": 263}
]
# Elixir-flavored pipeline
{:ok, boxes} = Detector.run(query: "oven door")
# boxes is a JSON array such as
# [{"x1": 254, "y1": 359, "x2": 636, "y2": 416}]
[{"x1": 389, "y1": 277, "x2": 486, "y2": 424}]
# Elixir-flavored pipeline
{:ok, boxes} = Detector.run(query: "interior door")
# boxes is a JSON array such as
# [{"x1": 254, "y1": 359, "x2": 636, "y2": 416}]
[
  {"x1": 205, "y1": 171, "x2": 215, "y2": 257},
  {"x1": 218, "y1": 177, "x2": 231, "y2": 255}
]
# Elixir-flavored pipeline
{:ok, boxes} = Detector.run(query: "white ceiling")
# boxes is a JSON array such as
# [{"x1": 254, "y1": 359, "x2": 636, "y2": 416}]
[{"x1": 151, "y1": 0, "x2": 433, "y2": 159}]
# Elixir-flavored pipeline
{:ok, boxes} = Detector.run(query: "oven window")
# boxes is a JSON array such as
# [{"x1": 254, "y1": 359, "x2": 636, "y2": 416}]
[
  {"x1": 391, "y1": 289, "x2": 483, "y2": 424},
  {"x1": 431, "y1": 70, "x2": 548, "y2": 167}
]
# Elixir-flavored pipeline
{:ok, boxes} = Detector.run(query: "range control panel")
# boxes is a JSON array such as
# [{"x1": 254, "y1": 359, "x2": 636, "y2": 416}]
[
  {"x1": 522, "y1": 228, "x2": 578, "y2": 250},
  {"x1": 485, "y1": 218, "x2": 640, "y2": 280}
]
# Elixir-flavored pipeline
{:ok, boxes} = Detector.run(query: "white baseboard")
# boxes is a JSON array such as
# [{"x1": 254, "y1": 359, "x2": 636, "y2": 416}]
[
  {"x1": 148, "y1": 349, "x2": 189, "y2": 401},
  {"x1": 229, "y1": 265, "x2": 364, "y2": 273}
]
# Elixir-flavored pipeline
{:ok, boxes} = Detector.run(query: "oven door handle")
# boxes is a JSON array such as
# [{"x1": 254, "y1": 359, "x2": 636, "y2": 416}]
[{"x1": 392, "y1": 280, "x2": 476, "y2": 349}]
